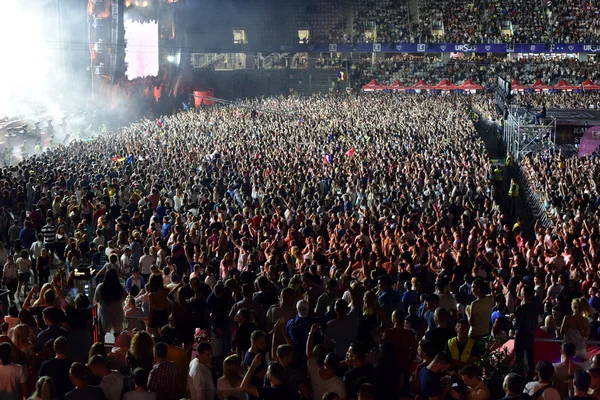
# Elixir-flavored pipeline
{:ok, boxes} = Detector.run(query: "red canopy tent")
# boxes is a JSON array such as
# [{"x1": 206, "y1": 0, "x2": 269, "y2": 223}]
[
  {"x1": 511, "y1": 79, "x2": 528, "y2": 91},
  {"x1": 362, "y1": 79, "x2": 387, "y2": 91},
  {"x1": 553, "y1": 80, "x2": 580, "y2": 91},
  {"x1": 530, "y1": 79, "x2": 550, "y2": 91},
  {"x1": 459, "y1": 79, "x2": 484, "y2": 91},
  {"x1": 583, "y1": 79, "x2": 600, "y2": 90},
  {"x1": 387, "y1": 80, "x2": 406, "y2": 91},
  {"x1": 410, "y1": 79, "x2": 433, "y2": 90},
  {"x1": 433, "y1": 79, "x2": 458, "y2": 90}
]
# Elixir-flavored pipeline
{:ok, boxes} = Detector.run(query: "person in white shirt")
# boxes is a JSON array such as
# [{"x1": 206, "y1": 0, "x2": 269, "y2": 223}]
[
  {"x1": 188, "y1": 342, "x2": 215, "y2": 400},
  {"x1": 524, "y1": 361, "x2": 561, "y2": 400},
  {"x1": 139, "y1": 247, "x2": 155, "y2": 282},
  {"x1": 0, "y1": 342, "x2": 27, "y2": 400},
  {"x1": 306, "y1": 324, "x2": 347, "y2": 400},
  {"x1": 88, "y1": 355, "x2": 125, "y2": 400}
]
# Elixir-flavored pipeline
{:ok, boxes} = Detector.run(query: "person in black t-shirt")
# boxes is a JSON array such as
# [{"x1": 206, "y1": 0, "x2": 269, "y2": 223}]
[
  {"x1": 343, "y1": 342, "x2": 374, "y2": 400},
  {"x1": 39, "y1": 336, "x2": 74, "y2": 399},
  {"x1": 241, "y1": 354, "x2": 300, "y2": 400}
]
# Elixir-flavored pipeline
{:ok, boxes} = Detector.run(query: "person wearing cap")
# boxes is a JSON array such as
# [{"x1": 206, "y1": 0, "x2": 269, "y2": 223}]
[{"x1": 126, "y1": 267, "x2": 145, "y2": 297}]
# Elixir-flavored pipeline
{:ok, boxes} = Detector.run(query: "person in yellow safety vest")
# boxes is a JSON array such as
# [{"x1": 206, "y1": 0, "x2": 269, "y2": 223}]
[
  {"x1": 506, "y1": 152, "x2": 514, "y2": 168},
  {"x1": 493, "y1": 166, "x2": 503, "y2": 182},
  {"x1": 508, "y1": 178, "x2": 519, "y2": 216},
  {"x1": 446, "y1": 320, "x2": 479, "y2": 369},
  {"x1": 505, "y1": 152, "x2": 514, "y2": 180}
]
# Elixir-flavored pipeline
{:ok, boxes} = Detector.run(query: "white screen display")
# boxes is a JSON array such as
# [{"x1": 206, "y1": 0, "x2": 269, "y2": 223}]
[{"x1": 124, "y1": 20, "x2": 159, "y2": 80}]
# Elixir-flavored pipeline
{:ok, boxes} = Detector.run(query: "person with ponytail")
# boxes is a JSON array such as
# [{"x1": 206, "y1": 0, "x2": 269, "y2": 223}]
[
  {"x1": 30, "y1": 376, "x2": 58, "y2": 400},
  {"x1": 559, "y1": 297, "x2": 596, "y2": 359}
]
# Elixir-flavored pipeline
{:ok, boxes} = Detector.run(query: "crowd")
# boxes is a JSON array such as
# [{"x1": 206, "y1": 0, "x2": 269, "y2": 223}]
[
  {"x1": 316, "y1": 55, "x2": 600, "y2": 93},
  {"x1": 352, "y1": 0, "x2": 410, "y2": 44},
  {"x1": 289, "y1": 0, "x2": 600, "y2": 44},
  {"x1": 0, "y1": 90, "x2": 599, "y2": 400}
]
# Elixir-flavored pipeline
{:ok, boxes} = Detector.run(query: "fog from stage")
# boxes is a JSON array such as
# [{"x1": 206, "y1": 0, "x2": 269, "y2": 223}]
[{"x1": 0, "y1": 0, "x2": 89, "y2": 120}]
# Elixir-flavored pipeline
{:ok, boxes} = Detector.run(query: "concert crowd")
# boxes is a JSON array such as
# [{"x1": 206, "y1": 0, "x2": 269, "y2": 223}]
[{"x1": 0, "y1": 92, "x2": 598, "y2": 400}]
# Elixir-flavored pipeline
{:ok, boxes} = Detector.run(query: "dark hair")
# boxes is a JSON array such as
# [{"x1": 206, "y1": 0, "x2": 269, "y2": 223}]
[
  {"x1": 350, "y1": 342, "x2": 367, "y2": 361},
  {"x1": 88, "y1": 355, "x2": 108, "y2": 368},
  {"x1": 100, "y1": 269, "x2": 124, "y2": 304},
  {"x1": 69, "y1": 362, "x2": 87, "y2": 381},
  {"x1": 522, "y1": 285, "x2": 535, "y2": 299},
  {"x1": 432, "y1": 351, "x2": 452, "y2": 365},
  {"x1": 322, "y1": 393, "x2": 340, "y2": 400},
  {"x1": 132, "y1": 367, "x2": 149, "y2": 387},
  {"x1": 242, "y1": 283, "x2": 254, "y2": 298},
  {"x1": 43, "y1": 307, "x2": 63, "y2": 325},
  {"x1": 535, "y1": 360, "x2": 555, "y2": 381},
  {"x1": 504, "y1": 373, "x2": 526, "y2": 394},
  {"x1": 54, "y1": 336, "x2": 68, "y2": 355},
  {"x1": 420, "y1": 339, "x2": 436, "y2": 358},
  {"x1": 575, "y1": 370, "x2": 592, "y2": 392},
  {"x1": 425, "y1": 293, "x2": 440, "y2": 303},
  {"x1": 160, "y1": 325, "x2": 176, "y2": 345},
  {"x1": 358, "y1": 383, "x2": 375, "y2": 400},
  {"x1": 18, "y1": 309, "x2": 36, "y2": 327},
  {"x1": 0, "y1": 342, "x2": 11, "y2": 365},
  {"x1": 276, "y1": 344, "x2": 294, "y2": 361},
  {"x1": 562, "y1": 342, "x2": 576, "y2": 357},
  {"x1": 154, "y1": 342, "x2": 168, "y2": 359},
  {"x1": 196, "y1": 342, "x2": 212, "y2": 355},
  {"x1": 250, "y1": 330, "x2": 266, "y2": 343},
  {"x1": 267, "y1": 361, "x2": 285, "y2": 381},
  {"x1": 471, "y1": 278, "x2": 487, "y2": 292}
]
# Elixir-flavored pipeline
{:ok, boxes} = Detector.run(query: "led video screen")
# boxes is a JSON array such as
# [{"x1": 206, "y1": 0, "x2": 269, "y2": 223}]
[{"x1": 124, "y1": 20, "x2": 159, "y2": 80}]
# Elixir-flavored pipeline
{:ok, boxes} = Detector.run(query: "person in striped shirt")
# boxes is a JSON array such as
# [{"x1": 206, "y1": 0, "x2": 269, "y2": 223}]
[{"x1": 41, "y1": 218, "x2": 56, "y2": 257}]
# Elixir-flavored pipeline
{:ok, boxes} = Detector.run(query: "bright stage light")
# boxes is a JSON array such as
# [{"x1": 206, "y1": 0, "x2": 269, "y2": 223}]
[
  {"x1": 167, "y1": 55, "x2": 175, "y2": 62},
  {"x1": 0, "y1": 0, "x2": 55, "y2": 116}
]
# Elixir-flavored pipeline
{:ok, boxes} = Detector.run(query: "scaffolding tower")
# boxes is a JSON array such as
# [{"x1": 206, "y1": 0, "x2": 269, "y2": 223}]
[{"x1": 503, "y1": 105, "x2": 557, "y2": 162}]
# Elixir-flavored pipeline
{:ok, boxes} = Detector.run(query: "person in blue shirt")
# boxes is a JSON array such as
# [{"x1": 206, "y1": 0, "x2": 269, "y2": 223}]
[
  {"x1": 589, "y1": 287, "x2": 600, "y2": 314},
  {"x1": 18, "y1": 221, "x2": 37, "y2": 249},
  {"x1": 125, "y1": 268, "x2": 146, "y2": 297},
  {"x1": 161, "y1": 217, "x2": 171, "y2": 239},
  {"x1": 377, "y1": 275, "x2": 402, "y2": 319},
  {"x1": 402, "y1": 280, "x2": 419, "y2": 310}
]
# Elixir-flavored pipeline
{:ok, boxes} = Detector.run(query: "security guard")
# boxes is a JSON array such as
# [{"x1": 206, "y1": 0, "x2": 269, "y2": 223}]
[
  {"x1": 447, "y1": 320, "x2": 478, "y2": 368},
  {"x1": 508, "y1": 178, "x2": 520, "y2": 216},
  {"x1": 493, "y1": 165, "x2": 503, "y2": 182}
]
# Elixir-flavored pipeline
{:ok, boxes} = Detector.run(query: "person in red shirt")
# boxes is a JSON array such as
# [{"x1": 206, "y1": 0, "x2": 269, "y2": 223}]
[
  {"x1": 382, "y1": 309, "x2": 418, "y2": 391},
  {"x1": 93, "y1": 203, "x2": 106, "y2": 227}
]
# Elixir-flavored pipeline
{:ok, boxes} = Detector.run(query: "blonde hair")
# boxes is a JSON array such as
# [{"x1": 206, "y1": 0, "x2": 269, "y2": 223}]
[
  {"x1": 12, "y1": 324, "x2": 30, "y2": 350},
  {"x1": 363, "y1": 290, "x2": 379, "y2": 316},
  {"x1": 33, "y1": 376, "x2": 57, "y2": 400},
  {"x1": 222, "y1": 355, "x2": 242, "y2": 387},
  {"x1": 572, "y1": 297, "x2": 596, "y2": 318}
]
